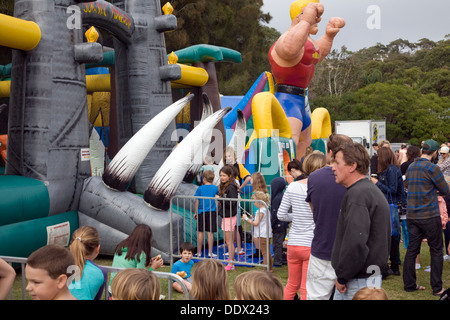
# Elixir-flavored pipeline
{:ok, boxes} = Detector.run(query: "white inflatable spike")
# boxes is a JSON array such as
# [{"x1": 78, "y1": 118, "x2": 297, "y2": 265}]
[
  {"x1": 183, "y1": 92, "x2": 215, "y2": 183},
  {"x1": 144, "y1": 106, "x2": 232, "y2": 210},
  {"x1": 228, "y1": 109, "x2": 246, "y2": 164},
  {"x1": 213, "y1": 109, "x2": 246, "y2": 186},
  {"x1": 200, "y1": 92, "x2": 213, "y2": 121},
  {"x1": 102, "y1": 94, "x2": 195, "y2": 191}
]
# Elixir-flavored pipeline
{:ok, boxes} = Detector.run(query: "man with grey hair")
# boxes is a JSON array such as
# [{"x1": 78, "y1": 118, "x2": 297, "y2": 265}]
[{"x1": 331, "y1": 142, "x2": 391, "y2": 300}]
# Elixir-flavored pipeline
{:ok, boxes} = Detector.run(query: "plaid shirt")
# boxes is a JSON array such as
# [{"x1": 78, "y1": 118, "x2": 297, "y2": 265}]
[
  {"x1": 405, "y1": 157, "x2": 449, "y2": 219},
  {"x1": 438, "y1": 156, "x2": 450, "y2": 176}
]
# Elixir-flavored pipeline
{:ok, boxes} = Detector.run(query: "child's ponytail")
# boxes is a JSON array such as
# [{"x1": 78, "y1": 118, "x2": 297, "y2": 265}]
[{"x1": 69, "y1": 226, "x2": 100, "y2": 277}]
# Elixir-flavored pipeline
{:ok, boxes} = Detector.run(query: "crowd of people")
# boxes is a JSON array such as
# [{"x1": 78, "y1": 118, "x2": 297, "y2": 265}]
[{"x1": 1, "y1": 136, "x2": 449, "y2": 301}]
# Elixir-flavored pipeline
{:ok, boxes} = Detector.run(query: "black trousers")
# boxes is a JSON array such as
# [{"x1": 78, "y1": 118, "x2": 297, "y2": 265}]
[
  {"x1": 403, "y1": 216, "x2": 443, "y2": 293},
  {"x1": 389, "y1": 235, "x2": 401, "y2": 272},
  {"x1": 272, "y1": 230, "x2": 287, "y2": 266}
]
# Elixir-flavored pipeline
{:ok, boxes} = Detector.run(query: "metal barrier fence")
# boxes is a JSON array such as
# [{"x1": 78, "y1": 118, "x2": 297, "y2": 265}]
[
  {"x1": 170, "y1": 194, "x2": 272, "y2": 271},
  {"x1": 0, "y1": 255, "x2": 189, "y2": 300},
  {"x1": 2, "y1": 181, "x2": 287, "y2": 300}
]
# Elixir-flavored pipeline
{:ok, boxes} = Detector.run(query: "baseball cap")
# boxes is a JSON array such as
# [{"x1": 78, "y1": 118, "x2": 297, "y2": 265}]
[
  {"x1": 422, "y1": 139, "x2": 440, "y2": 151},
  {"x1": 440, "y1": 146, "x2": 449, "y2": 154}
]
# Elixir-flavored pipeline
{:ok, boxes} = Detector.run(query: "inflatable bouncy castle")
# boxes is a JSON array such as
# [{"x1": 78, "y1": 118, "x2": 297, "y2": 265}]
[{"x1": 0, "y1": 0, "x2": 334, "y2": 259}]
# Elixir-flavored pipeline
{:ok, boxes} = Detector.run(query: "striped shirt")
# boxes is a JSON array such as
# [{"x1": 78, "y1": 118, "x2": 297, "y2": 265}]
[
  {"x1": 405, "y1": 157, "x2": 449, "y2": 219},
  {"x1": 277, "y1": 181, "x2": 314, "y2": 247}
]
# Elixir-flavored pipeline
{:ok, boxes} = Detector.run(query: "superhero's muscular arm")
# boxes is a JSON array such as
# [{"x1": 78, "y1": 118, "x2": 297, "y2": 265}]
[
  {"x1": 316, "y1": 16, "x2": 346, "y2": 62},
  {"x1": 271, "y1": 3, "x2": 324, "y2": 67}
]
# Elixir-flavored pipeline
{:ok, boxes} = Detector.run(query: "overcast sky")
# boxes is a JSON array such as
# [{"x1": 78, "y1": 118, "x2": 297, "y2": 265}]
[{"x1": 261, "y1": 0, "x2": 450, "y2": 51}]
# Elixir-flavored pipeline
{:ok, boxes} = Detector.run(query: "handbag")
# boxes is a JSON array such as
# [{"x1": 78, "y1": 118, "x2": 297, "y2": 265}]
[{"x1": 387, "y1": 190, "x2": 401, "y2": 237}]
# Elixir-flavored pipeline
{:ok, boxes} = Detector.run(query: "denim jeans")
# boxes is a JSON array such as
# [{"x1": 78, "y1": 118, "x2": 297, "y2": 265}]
[
  {"x1": 403, "y1": 216, "x2": 443, "y2": 293},
  {"x1": 333, "y1": 276, "x2": 383, "y2": 300}
]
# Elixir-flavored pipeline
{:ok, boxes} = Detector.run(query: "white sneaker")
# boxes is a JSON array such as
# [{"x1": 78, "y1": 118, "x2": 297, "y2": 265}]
[
  {"x1": 208, "y1": 253, "x2": 218, "y2": 258},
  {"x1": 415, "y1": 263, "x2": 421, "y2": 270},
  {"x1": 443, "y1": 255, "x2": 450, "y2": 261}
]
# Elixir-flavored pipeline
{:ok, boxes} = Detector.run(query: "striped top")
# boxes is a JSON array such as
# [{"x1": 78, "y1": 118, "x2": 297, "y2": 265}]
[
  {"x1": 277, "y1": 181, "x2": 314, "y2": 247},
  {"x1": 405, "y1": 157, "x2": 449, "y2": 219}
]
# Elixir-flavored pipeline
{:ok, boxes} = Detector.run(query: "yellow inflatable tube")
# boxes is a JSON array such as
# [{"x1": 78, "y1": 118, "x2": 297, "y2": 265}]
[
  {"x1": 0, "y1": 13, "x2": 41, "y2": 51},
  {"x1": 0, "y1": 80, "x2": 10, "y2": 98},
  {"x1": 87, "y1": 92, "x2": 111, "y2": 126},
  {"x1": 1, "y1": 77, "x2": 111, "y2": 97},
  {"x1": 86, "y1": 74, "x2": 111, "y2": 93},
  {"x1": 171, "y1": 63, "x2": 209, "y2": 88},
  {"x1": 310, "y1": 107, "x2": 332, "y2": 139},
  {"x1": 85, "y1": 63, "x2": 208, "y2": 91},
  {"x1": 251, "y1": 92, "x2": 292, "y2": 139},
  {"x1": 245, "y1": 92, "x2": 292, "y2": 150}
]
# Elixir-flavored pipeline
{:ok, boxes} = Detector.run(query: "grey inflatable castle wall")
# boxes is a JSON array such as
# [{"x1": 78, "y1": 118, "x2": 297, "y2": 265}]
[{"x1": 5, "y1": 0, "x2": 201, "y2": 260}]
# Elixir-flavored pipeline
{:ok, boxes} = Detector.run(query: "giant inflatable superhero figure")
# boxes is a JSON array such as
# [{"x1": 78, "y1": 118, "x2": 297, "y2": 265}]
[{"x1": 269, "y1": 0, "x2": 345, "y2": 159}]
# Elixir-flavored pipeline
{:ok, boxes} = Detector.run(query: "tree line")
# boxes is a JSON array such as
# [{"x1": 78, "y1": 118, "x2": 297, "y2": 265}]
[
  {"x1": 0, "y1": 1, "x2": 447, "y2": 144},
  {"x1": 309, "y1": 38, "x2": 450, "y2": 144},
  {"x1": 162, "y1": 1, "x2": 449, "y2": 144}
]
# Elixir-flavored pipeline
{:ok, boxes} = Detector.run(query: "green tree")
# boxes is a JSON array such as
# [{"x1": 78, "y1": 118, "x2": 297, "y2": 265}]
[
  {"x1": 163, "y1": 0, "x2": 276, "y2": 95},
  {"x1": 309, "y1": 46, "x2": 361, "y2": 99},
  {"x1": 419, "y1": 69, "x2": 450, "y2": 97}
]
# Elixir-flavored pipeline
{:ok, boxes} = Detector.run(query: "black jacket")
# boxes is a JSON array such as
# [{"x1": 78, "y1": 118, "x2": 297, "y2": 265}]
[
  {"x1": 270, "y1": 177, "x2": 289, "y2": 233},
  {"x1": 332, "y1": 178, "x2": 391, "y2": 284},
  {"x1": 218, "y1": 183, "x2": 239, "y2": 218}
]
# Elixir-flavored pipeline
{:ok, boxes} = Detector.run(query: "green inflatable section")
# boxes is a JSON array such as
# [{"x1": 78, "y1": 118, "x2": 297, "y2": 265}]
[
  {"x1": 0, "y1": 175, "x2": 50, "y2": 226},
  {"x1": 0, "y1": 211, "x2": 79, "y2": 258},
  {"x1": 247, "y1": 136, "x2": 296, "y2": 185},
  {"x1": 173, "y1": 44, "x2": 242, "y2": 64},
  {"x1": 311, "y1": 138, "x2": 327, "y2": 154}
]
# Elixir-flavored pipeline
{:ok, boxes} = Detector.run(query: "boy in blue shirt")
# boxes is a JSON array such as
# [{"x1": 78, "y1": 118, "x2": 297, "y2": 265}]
[
  {"x1": 171, "y1": 242, "x2": 195, "y2": 293},
  {"x1": 194, "y1": 170, "x2": 219, "y2": 258}
]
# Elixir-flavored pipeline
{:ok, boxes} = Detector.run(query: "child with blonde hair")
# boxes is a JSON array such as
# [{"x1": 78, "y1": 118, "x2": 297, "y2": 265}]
[
  {"x1": 110, "y1": 268, "x2": 160, "y2": 300},
  {"x1": 352, "y1": 287, "x2": 389, "y2": 300},
  {"x1": 69, "y1": 226, "x2": 108, "y2": 300},
  {"x1": 234, "y1": 270, "x2": 284, "y2": 300},
  {"x1": 249, "y1": 171, "x2": 269, "y2": 259},
  {"x1": 190, "y1": 259, "x2": 230, "y2": 300},
  {"x1": 244, "y1": 190, "x2": 273, "y2": 271}
]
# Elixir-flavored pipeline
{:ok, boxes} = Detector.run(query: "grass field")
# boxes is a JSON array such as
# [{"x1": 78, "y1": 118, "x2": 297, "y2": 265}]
[{"x1": 8, "y1": 241, "x2": 450, "y2": 300}]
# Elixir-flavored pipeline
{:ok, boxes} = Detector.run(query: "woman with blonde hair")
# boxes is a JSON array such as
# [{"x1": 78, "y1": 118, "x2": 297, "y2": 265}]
[
  {"x1": 277, "y1": 152, "x2": 326, "y2": 300},
  {"x1": 110, "y1": 268, "x2": 160, "y2": 300},
  {"x1": 190, "y1": 259, "x2": 230, "y2": 300},
  {"x1": 69, "y1": 226, "x2": 107, "y2": 300}
]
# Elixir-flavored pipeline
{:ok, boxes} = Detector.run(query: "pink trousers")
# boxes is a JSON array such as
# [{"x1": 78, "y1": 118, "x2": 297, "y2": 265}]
[{"x1": 284, "y1": 245, "x2": 311, "y2": 300}]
